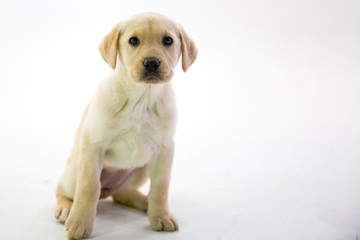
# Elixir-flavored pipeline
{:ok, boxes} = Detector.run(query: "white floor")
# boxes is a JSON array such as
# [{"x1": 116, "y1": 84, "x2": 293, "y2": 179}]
[{"x1": 1, "y1": 1, "x2": 360, "y2": 239}]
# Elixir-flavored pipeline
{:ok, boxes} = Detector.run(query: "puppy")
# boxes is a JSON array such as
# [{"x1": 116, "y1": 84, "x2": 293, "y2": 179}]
[{"x1": 54, "y1": 12, "x2": 197, "y2": 239}]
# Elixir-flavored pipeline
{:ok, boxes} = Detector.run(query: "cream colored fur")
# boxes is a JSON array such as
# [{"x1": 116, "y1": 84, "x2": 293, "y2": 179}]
[{"x1": 55, "y1": 12, "x2": 197, "y2": 239}]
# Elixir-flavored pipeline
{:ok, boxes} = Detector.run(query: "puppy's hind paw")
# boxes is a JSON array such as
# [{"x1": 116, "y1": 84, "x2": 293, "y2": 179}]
[
  {"x1": 55, "y1": 197, "x2": 73, "y2": 224},
  {"x1": 55, "y1": 206, "x2": 71, "y2": 224}
]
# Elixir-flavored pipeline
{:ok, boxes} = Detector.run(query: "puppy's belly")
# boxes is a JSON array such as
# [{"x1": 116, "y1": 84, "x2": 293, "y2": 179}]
[
  {"x1": 100, "y1": 135, "x2": 155, "y2": 198},
  {"x1": 99, "y1": 167, "x2": 137, "y2": 198}
]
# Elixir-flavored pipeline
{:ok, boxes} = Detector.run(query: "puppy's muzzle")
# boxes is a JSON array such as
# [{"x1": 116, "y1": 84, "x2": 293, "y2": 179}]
[
  {"x1": 141, "y1": 57, "x2": 163, "y2": 83},
  {"x1": 143, "y1": 57, "x2": 161, "y2": 72}
]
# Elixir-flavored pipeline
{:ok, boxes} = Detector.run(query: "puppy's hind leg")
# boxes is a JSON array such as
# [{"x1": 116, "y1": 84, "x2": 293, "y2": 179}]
[
  {"x1": 55, "y1": 148, "x2": 78, "y2": 224},
  {"x1": 55, "y1": 185, "x2": 73, "y2": 224},
  {"x1": 112, "y1": 164, "x2": 149, "y2": 211}
]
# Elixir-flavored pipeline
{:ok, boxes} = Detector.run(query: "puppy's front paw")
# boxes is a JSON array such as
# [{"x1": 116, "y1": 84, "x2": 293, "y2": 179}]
[
  {"x1": 149, "y1": 213, "x2": 179, "y2": 232},
  {"x1": 65, "y1": 212, "x2": 94, "y2": 239}
]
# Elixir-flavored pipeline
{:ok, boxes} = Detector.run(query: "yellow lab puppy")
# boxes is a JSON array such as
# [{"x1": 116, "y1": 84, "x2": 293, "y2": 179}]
[{"x1": 54, "y1": 12, "x2": 197, "y2": 239}]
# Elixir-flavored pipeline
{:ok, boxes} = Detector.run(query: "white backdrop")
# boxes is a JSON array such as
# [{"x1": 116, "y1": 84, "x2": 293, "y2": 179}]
[{"x1": 0, "y1": 0, "x2": 359, "y2": 239}]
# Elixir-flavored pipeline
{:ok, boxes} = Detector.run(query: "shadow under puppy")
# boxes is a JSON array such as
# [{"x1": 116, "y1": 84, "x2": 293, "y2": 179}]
[{"x1": 55, "y1": 12, "x2": 197, "y2": 239}]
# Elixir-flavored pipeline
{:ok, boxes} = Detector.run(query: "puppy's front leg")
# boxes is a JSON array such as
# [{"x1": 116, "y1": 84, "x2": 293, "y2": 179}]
[
  {"x1": 148, "y1": 142, "x2": 179, "y2": 232},
  {"x1": 65, "y1": 144, "x2": 102, "y2": 239}
]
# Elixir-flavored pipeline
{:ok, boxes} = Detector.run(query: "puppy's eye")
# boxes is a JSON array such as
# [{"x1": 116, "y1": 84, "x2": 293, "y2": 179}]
[
  {"x1": 129, "y1": 37, "x2": 140, "y2": 46},
  {"x1": 162, "y1": 37, "x2": 173, "y2": 46}
]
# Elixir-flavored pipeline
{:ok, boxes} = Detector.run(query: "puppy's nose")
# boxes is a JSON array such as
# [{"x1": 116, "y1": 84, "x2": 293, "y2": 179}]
[{"x1": 143, "y1": 57, "x2": 161, "y2": 72}]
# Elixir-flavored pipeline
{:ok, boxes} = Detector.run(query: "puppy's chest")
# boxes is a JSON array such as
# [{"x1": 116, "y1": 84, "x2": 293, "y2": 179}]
[{"x1": 104, "y1": 100, "x2": 170, "y2": 169}]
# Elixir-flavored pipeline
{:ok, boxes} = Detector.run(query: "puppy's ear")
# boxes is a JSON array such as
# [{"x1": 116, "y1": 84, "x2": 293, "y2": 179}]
[
  {"x1": 99, "y1": 23, "x2": 122, "y2": 70},
  {"x1": 179, "y1": 25, "x2": 198, "y2": 72}
]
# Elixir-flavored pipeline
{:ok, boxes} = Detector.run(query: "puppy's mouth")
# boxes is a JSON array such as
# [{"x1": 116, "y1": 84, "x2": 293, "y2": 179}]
[{"x1": 140, "y1": 72, "x2": 164, "y2": 84}]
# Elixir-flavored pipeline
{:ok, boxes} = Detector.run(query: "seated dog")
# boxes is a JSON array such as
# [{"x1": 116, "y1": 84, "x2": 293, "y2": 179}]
[{"x1": 54, "y1": 12, "x2": 197, "y2": 239}]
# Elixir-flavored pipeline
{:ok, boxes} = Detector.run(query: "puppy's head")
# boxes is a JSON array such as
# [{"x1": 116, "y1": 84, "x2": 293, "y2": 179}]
[{"x1": 99, "y1": 13, "x2": 197, "y2": 84}]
